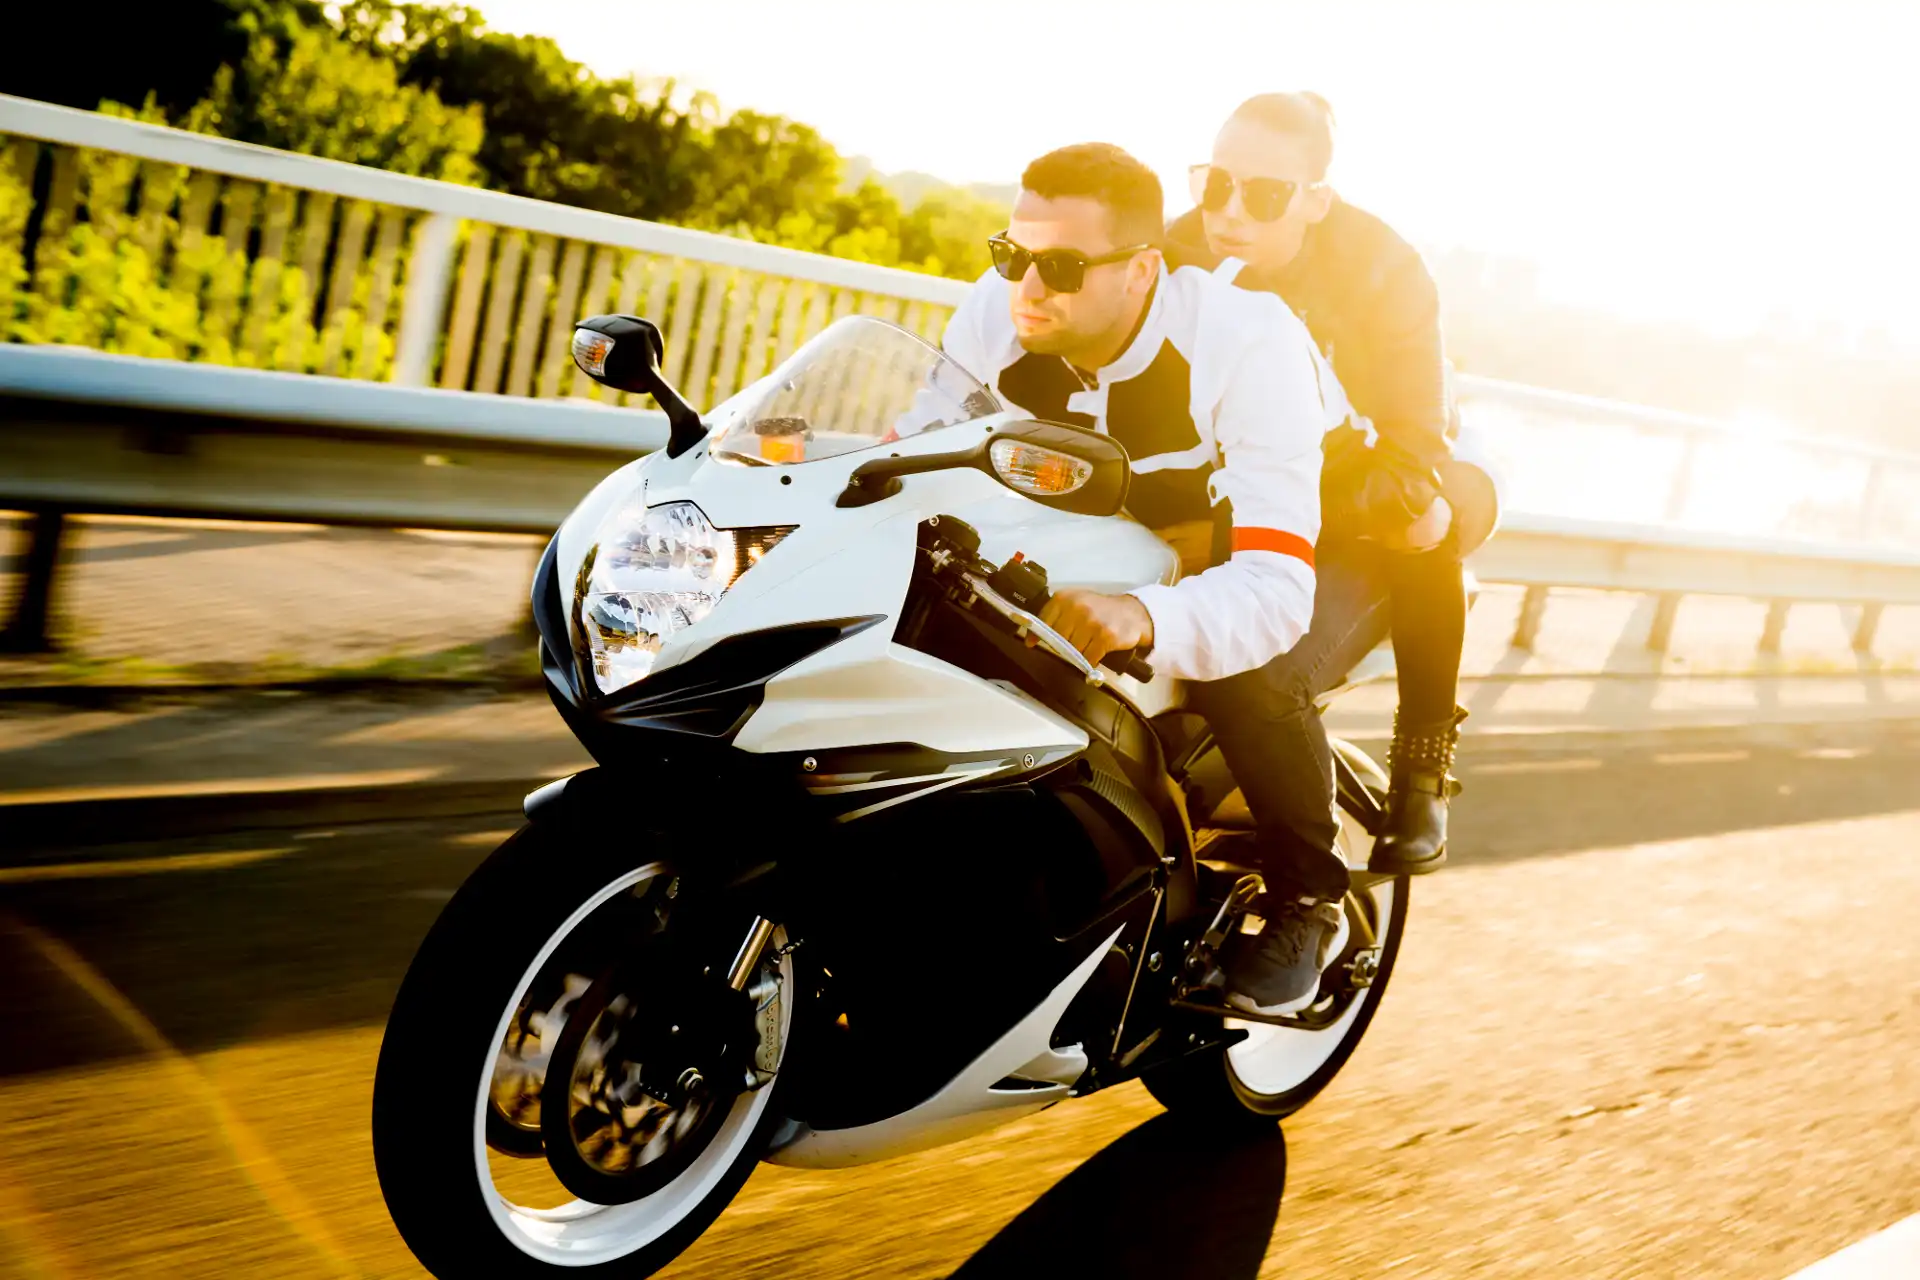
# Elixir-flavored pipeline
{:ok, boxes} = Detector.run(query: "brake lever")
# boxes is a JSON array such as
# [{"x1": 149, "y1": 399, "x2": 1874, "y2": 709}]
[{"x1": 957, "y1": 571, "x2": 1106, "y2": 686}]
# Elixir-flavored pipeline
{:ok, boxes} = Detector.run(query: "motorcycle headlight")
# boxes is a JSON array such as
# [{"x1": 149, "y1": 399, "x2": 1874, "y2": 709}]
[{"x1": 574, "y1": 499, "x2": 792, "y2": 696}]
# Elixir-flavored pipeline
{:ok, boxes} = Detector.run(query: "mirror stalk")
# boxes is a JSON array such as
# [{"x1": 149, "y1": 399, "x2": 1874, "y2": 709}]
[{"x1": 570, "y1": 314, "x2": 708, "y2": 457}]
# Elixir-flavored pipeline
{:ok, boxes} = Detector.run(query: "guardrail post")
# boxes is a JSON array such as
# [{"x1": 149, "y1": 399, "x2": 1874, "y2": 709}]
[
  {"x1": 392, "y1": 212, "x2": 461, "y2": 387},
  {"x1": 1853, "y1": 602, "x2": 1884, "y2": 656},
  {"x1": 1510, "y1": 584, "x2": 1550, "y2": 651},
  {"x1": 1757, "y1": 600, "x2": 1791, "y2": 654},
  {"x1": 0, "y1": 509, "x2": 68, "y2": 654},
  {"x1": 1646, "y1": 593, "x2": 1682, "y2": 653}
]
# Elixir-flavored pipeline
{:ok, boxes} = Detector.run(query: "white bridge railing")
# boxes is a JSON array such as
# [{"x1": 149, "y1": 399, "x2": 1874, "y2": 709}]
[{"x1": 4, "y1": 93, "x2": 1919, "y2": 665}]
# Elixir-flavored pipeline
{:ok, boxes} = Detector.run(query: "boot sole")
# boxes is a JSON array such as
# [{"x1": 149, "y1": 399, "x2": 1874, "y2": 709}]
[{"x1": 1369, "y1": 843, "x2": 1447, "y2": 876}]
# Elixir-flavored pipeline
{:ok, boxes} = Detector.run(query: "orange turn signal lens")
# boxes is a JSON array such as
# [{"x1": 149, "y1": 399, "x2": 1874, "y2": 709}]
[
  {"x1": 571, "y1": 328, "x2": 615, "y2": 378},
  {"x1": 989, "y1": 439, "x2": 1093, "y2": 497}
]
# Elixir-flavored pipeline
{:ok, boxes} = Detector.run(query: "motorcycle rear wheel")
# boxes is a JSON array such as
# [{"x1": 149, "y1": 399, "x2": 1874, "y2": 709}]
[
  {"x1": 372, "y1": 823, "x2": 791, "y2": 1278},
  {"x1": 1146, "y1": 795, "x2": 1409, "y2": 1127}
]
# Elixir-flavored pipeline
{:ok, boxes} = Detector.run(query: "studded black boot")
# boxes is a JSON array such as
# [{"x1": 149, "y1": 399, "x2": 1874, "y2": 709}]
[{"x1": 1370, "y1": 707, "x2": 1466, "y2": 875}]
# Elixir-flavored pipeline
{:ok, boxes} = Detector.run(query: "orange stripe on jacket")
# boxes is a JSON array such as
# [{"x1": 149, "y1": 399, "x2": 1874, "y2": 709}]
[{"x1": 1231, "y1": 527, "x2": 1316, "y2": 568}]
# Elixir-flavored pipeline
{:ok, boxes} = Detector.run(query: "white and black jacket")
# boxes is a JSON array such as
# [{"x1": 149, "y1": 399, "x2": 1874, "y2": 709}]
[{"x1": 938, "y1": 263, "x2": 1327, "y2": 683}]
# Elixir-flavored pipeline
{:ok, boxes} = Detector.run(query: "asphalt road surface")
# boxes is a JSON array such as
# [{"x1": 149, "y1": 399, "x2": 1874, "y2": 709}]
[{"x1": 2, "y1": 728, "x2": 1917, "y2": 1279}]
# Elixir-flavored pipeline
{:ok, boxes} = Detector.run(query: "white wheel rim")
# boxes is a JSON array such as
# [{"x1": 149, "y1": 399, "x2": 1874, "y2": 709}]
[
  {"x1": 1224, "y1": 821, "x2": 1396, "y2": 1099},
  {"x1": 470, "y1": 863, "x2": 791, "y2": 1267}
]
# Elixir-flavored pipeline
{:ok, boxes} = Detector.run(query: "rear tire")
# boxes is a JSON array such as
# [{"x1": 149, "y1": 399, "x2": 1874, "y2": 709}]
[
  {"x1": 372, "y1": 824, "x2": 791, "y2": 1277},
  {"x1": 1146, "y1": 772, "x2": 1410, "y2": 1127}
]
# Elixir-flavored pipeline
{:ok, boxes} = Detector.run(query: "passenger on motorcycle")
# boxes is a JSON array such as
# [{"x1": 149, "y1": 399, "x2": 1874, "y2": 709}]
[
  {"x1": 935, "y1": 141, "x2": 1350, "y2": 1016},
  {"x1": 1165, "y1": 92, "x2": 1503, "y2": 880}
]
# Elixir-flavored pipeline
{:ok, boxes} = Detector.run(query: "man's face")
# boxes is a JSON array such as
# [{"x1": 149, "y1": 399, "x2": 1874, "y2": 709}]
[
  {"x1": 1003, "y1": 190, "x2": 1153, "y2": 357},
  {"x1": 1201, "y1": 116, "x2": 1331, "y2": 269}
]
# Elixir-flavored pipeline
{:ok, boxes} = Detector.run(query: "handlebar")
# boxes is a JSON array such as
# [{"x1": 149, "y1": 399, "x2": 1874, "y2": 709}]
[{"x1": 1103, "y1": 649, "x2": 1156, "y2": 683}]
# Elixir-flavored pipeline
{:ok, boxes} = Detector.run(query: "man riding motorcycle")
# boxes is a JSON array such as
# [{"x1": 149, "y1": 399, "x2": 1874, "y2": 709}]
[
  {"x1": 934, "y1": 141, "x2": 1347, "y2": 1016},
  {"x1": 1166, "y1": 92, "x2": 1503, "y2": 877}
]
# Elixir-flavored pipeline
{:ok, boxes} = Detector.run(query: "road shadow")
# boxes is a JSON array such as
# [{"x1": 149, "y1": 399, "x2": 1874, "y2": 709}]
[
  {"x1": 948, "y1": 1113, "x2": 1287, "y2": 1280},
  {"x1": 0, "y1": 817, "x2": 501, "y2": 1079},
  {"x1": 1446, "y1": 720, "x2": 1920, "y2": 867}
]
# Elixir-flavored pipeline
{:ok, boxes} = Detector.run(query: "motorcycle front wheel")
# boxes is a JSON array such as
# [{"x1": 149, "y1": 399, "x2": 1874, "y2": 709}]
[{"x1": 372, "y1": 823, "x2": 793, "y2": 1278}]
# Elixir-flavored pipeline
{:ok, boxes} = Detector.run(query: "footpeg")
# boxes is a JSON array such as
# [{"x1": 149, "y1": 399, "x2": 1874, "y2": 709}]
[{"x1": 1176, "y1": 874, "x2": 1262, "y2": 997}]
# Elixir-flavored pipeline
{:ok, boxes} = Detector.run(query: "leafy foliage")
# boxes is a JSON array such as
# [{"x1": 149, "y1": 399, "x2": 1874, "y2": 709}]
[{"x1": 199, "y1": 24, "x2": 487, "y2": 184}]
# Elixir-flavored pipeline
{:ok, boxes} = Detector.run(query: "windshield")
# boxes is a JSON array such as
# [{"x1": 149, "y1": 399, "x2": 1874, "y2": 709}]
[{"x1": 709, "y1": 316, "x2": 1002, "y2": 466}]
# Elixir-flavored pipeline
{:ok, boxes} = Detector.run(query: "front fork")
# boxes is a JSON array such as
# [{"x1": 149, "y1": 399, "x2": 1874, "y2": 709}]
[{"x1": 728, "y1": 916, "x2": 788, "y2": 1093}]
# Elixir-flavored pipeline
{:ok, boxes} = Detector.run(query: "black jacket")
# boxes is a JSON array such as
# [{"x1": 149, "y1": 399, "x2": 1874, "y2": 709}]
[{"x1": 1166, "y1": 200, "x2": 1454, "y2": 477}]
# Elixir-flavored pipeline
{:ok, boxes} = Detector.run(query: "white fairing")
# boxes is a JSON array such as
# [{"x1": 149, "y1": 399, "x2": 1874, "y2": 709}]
[
  {"x1": 550, "y1": 408, "x2": 1178, "y2": 757},
  {"x1": 764, "y1": 928, "x2": 1122, "y2": 1169}
]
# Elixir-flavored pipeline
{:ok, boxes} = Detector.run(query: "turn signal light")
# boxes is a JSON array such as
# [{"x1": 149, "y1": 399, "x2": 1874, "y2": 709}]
[
  {"x1": 989, "y1": 439, "x2": 1093, "y2": 497},
  {"x1": 571, "y1": 328, "x2": 615, "y2": 378}
]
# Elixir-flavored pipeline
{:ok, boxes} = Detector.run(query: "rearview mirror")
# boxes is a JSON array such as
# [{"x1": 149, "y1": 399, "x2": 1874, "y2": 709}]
[{"x1": 570, "y1": 314, "x2": 707, "y2": 458}]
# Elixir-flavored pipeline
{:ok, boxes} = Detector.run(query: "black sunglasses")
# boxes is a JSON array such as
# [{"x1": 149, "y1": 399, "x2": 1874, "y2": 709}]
[
  {"x1": 1189, "y1": 164, "x2": 1305, "y2": 223},
  {"x1": 988, "y1": 234, "x2": 1151, "y2": 294}
]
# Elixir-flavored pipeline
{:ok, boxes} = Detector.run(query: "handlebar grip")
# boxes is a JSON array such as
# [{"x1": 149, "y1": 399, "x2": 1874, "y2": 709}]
[{"x1": 1103, "y1": 649, "x2": 1155, "y2": 683}]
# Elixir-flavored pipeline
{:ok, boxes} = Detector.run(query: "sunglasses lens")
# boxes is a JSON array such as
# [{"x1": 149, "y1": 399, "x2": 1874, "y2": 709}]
[
  {"x1": 1243, "y1": 179, "x2": 1296, "y2": 222},
  {"x1": 989, "y1": 238, "x2": 1030, "y2": 282},
  {"x1": 1032, "y1": 252, "x2": 1087, "y2": 294}
]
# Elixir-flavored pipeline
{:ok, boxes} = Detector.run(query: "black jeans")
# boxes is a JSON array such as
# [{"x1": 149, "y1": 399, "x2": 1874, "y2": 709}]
[{"x1": 1185, "y1": 461, "x2": 1497, "y2": 900}]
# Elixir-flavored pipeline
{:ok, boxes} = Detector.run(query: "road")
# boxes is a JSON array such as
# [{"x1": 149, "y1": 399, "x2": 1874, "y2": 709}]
[{"x1": 1, "y1": 728, "x2": 1917, "y2": 1279}]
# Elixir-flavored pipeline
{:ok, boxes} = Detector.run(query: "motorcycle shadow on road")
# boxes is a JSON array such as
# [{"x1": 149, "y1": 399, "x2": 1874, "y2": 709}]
[{"x1": 948, "y1": 1111, "x2": 1288, "y2": 1280}]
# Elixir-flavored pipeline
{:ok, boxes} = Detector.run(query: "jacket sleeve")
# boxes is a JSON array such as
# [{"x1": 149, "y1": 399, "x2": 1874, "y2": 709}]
[
  {"x1": 1357, "y1": 239, "x2": 1452, "y2": 471},
  {"x1": 1127, "y1": 311, "x2": 1322, "y2": 682}
]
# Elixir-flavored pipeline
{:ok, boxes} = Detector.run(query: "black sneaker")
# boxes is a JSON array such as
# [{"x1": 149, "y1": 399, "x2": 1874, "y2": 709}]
[{"x1": 1224, "y1": 897, "x2": 1351, "y2": 1017}]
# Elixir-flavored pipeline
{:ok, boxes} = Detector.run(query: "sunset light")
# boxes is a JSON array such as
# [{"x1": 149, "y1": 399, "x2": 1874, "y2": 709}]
[{"x1": 475, "y1": 0, "x2": 1920, "y2": 345}]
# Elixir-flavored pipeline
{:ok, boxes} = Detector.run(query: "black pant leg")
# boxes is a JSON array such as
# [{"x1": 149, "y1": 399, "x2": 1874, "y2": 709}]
[
  {"x1": 1384, "y1": 548, "x2": 1467, "y2": 724},
  {"x1": 1383, "y1": 459, "x2": 1500, "y2": 725},
  {"x1": 1186, "y1": 539, "x2": 1391, "y2": 900}
]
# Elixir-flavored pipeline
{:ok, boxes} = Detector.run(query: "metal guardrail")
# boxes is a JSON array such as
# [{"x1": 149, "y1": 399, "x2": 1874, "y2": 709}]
[{"x1": 5, "y1": 345, "x2": 1920, "y2": 660}]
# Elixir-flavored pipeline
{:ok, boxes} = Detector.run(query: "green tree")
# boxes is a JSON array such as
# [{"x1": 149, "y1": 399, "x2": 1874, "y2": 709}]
[
  {"x1": 694, "y1": 110, "x2": 844, "y2": 236},
  {"x1": 186, "y1": 16, "x2": 485, "y2": 183},
  {"x1": 332, "y1": 2, "x2": 716, "y2": 218}
]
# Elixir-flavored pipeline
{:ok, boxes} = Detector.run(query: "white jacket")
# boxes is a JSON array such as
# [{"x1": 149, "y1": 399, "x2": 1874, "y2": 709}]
[{"x1": 938, "y1": 264, "x2": 1326, "y2": 682}]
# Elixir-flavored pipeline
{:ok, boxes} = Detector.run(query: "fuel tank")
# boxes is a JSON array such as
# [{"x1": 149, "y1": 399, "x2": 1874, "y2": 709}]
[{"x1": 950, "y1": 498, "x2": 1179, "y2": 597}]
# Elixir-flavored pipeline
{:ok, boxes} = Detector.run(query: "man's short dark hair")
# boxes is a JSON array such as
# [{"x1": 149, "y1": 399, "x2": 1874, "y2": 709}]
[
  {"x1": 1229, "y1": 92, "x2": 1337, "y2": 181},
  {"x1": 1020, "y1": 143, "x2": 1165, "y2": 247}
]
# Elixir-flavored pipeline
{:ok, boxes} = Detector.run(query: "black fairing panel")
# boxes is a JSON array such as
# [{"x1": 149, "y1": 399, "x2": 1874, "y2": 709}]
[
  {"x1": 896, "y1": 588, "x2": 1183, "y2": 846},
  {"x1": 779, "y1": 782, "x2": 1157, "y2": 1131}
]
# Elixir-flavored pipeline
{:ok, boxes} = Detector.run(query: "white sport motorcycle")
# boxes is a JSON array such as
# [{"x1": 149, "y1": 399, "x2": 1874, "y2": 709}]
[{"x1": 372, "y1": 313, "x2": 1410, "y2": 1277}]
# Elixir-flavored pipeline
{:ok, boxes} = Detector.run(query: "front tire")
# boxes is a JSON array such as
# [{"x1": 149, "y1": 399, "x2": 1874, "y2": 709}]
[{"x1": 372, "y1": 825, "x2": 791, "y2": 1277}]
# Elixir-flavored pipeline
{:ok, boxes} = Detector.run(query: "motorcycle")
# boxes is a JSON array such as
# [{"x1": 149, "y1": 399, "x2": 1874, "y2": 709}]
[{"x1": 372, "y1": 312, "x2": 1410, "y2": 1277}]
